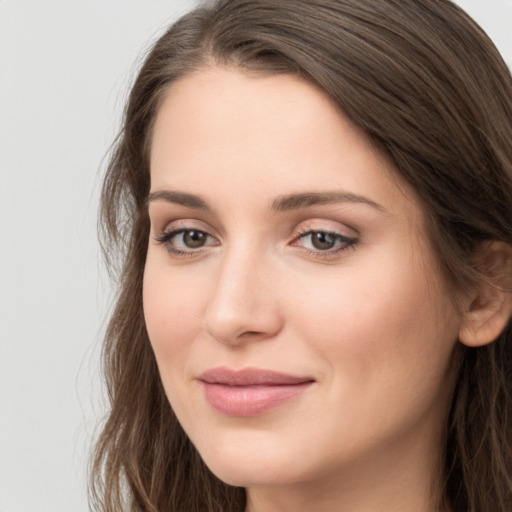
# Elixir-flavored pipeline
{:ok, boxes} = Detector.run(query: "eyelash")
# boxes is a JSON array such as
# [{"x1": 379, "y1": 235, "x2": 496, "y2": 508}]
[
  {"x1": 154, "y1": 227, "x2": 216, "y2": 257},
  {"x1": 292, "y1": 228, "x2": 357, "y2": 259},
  {"x1": 154, "y1": 225, "x2": 358, "y2": 259}
]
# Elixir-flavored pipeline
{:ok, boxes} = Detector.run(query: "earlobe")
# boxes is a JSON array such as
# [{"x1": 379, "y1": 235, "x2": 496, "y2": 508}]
[{"x1": 458, "y1": 241, "x2": 512, "y2": 348}]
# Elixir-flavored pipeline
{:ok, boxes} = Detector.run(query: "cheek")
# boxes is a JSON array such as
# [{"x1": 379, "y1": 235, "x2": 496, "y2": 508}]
[
  {"x1": 289, "y1": 248, "x2": 460, "y2": 397},
  {"x1": 143, "y1": 259, "x2": 205, "y2": 369},
  {"x1": 283, "y1": 261, "x2": 459, "y2": 460}
]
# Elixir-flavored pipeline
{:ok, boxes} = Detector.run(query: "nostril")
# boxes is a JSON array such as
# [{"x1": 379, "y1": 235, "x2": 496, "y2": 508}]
[{"x1": 237, "y1": 330, "x2": 266, "y2": 340}]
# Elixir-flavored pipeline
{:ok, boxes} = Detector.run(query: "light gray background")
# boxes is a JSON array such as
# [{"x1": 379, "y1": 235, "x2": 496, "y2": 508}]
[{"x1": 0, "y1": 1, "x2": 511, "y2": 511}]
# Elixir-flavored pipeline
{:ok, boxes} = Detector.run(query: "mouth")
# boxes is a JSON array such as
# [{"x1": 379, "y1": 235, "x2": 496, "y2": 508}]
[{"x1": 198, "y1": 367, "x2": 315, "y2": 417}]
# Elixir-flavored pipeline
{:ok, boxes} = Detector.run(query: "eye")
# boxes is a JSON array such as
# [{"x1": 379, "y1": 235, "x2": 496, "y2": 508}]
[
  {"x1": 178, "y1": 229, "x2": 208, "y2": 248},
  {"x1": 306, "y1": 232, "x2": 339, "y2": 251},
  {"x1": 155, "y1": 227, "x2": 218, "y2": 256},
  {"x1": 292, "y1": 230, "x2": 357, "y2": 257}
]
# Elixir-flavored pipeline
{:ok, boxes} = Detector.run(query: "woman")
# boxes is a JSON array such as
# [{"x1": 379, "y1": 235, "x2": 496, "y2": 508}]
[{"x1": 91, "y1": 1, "x2": 512, "y2": 511}]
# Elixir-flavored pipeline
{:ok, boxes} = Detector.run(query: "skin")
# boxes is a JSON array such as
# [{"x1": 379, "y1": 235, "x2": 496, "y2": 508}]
[{"x1": 144, "y1": 67, "x2": 465, "y2": 512}]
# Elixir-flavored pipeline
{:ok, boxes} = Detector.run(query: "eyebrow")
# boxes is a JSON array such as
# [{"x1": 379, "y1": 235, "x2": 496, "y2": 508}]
[
  {"x1": 147, "y1": 190, "x2": 210, "y2": 210},
  {"x1": 271, "y1": 191, "x2": 387, "y2": 213},
  {"x1": 147, "y1": 189, "x2": 386, "y2": 213}
]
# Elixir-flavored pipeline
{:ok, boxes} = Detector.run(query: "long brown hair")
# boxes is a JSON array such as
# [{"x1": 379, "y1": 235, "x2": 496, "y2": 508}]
[{"x1": 91, "y1": 1, "x2": 512, "y2": 510}]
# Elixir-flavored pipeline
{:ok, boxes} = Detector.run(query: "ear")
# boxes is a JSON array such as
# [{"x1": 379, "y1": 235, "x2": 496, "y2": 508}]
[{"x1": 459, "y1": 241, "x2": 512, "y2": 347}]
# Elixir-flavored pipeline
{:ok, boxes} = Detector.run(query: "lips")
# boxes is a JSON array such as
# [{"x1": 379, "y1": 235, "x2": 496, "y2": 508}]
[{"x1": 198, "y1": 367, "x2": 315, "y2": 417}]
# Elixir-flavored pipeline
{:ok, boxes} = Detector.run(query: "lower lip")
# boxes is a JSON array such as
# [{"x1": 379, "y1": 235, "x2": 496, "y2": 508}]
[{"x1": 202, "y1": 382, "x2": 313, "y2": 417}]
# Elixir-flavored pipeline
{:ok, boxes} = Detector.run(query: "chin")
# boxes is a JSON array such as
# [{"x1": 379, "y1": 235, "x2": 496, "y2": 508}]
[
  {"x1": 195, "y1": 431, "x2": 302, "y2": 487},
  {"x1": 206, "y1": 461, "x2": 293, "y2": 488}
]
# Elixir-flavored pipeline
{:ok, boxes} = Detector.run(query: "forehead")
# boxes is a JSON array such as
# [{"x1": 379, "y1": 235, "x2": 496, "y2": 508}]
[{"x1": 149, "y1": 66, "x2": 417, "y2": 218}]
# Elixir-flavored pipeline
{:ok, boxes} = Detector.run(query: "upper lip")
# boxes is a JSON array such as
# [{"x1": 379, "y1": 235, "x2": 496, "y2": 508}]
[{"x1": 199, "y1": 366, "x2": 315, "y2": 386}]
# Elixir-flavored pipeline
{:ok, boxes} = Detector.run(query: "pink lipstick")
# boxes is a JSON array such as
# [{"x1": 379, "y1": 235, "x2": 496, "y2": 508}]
[{"x1": 199, "y1": 367, "x2": 314, "y2": 417}]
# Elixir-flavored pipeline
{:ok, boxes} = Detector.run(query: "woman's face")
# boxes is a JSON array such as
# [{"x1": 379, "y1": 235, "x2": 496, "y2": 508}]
[{"x1": 144, "y1": 67, "x2": 463, "y2": 491}]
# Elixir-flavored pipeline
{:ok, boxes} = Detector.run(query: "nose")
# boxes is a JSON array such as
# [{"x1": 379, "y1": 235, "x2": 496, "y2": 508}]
[{"x1": 203, "y1": 248, "x2": 284, "y2": 346}]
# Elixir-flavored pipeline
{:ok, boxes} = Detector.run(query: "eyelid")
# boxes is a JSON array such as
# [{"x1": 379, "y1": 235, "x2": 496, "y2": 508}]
[
  {"x1": 153, "y1": 217, "x2": 219, "y2": 241},
  {"x1": 153, "y1": 216, "x2": 211, "y2": 233},
  {"x1": 292, "y1": 218, "x2": 358, "y2": 240}
]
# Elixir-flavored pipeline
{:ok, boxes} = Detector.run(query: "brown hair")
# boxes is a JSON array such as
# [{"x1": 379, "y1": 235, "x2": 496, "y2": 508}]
[{"x1": 91, "y1": 1, "x2": 512, "y2": 510}]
